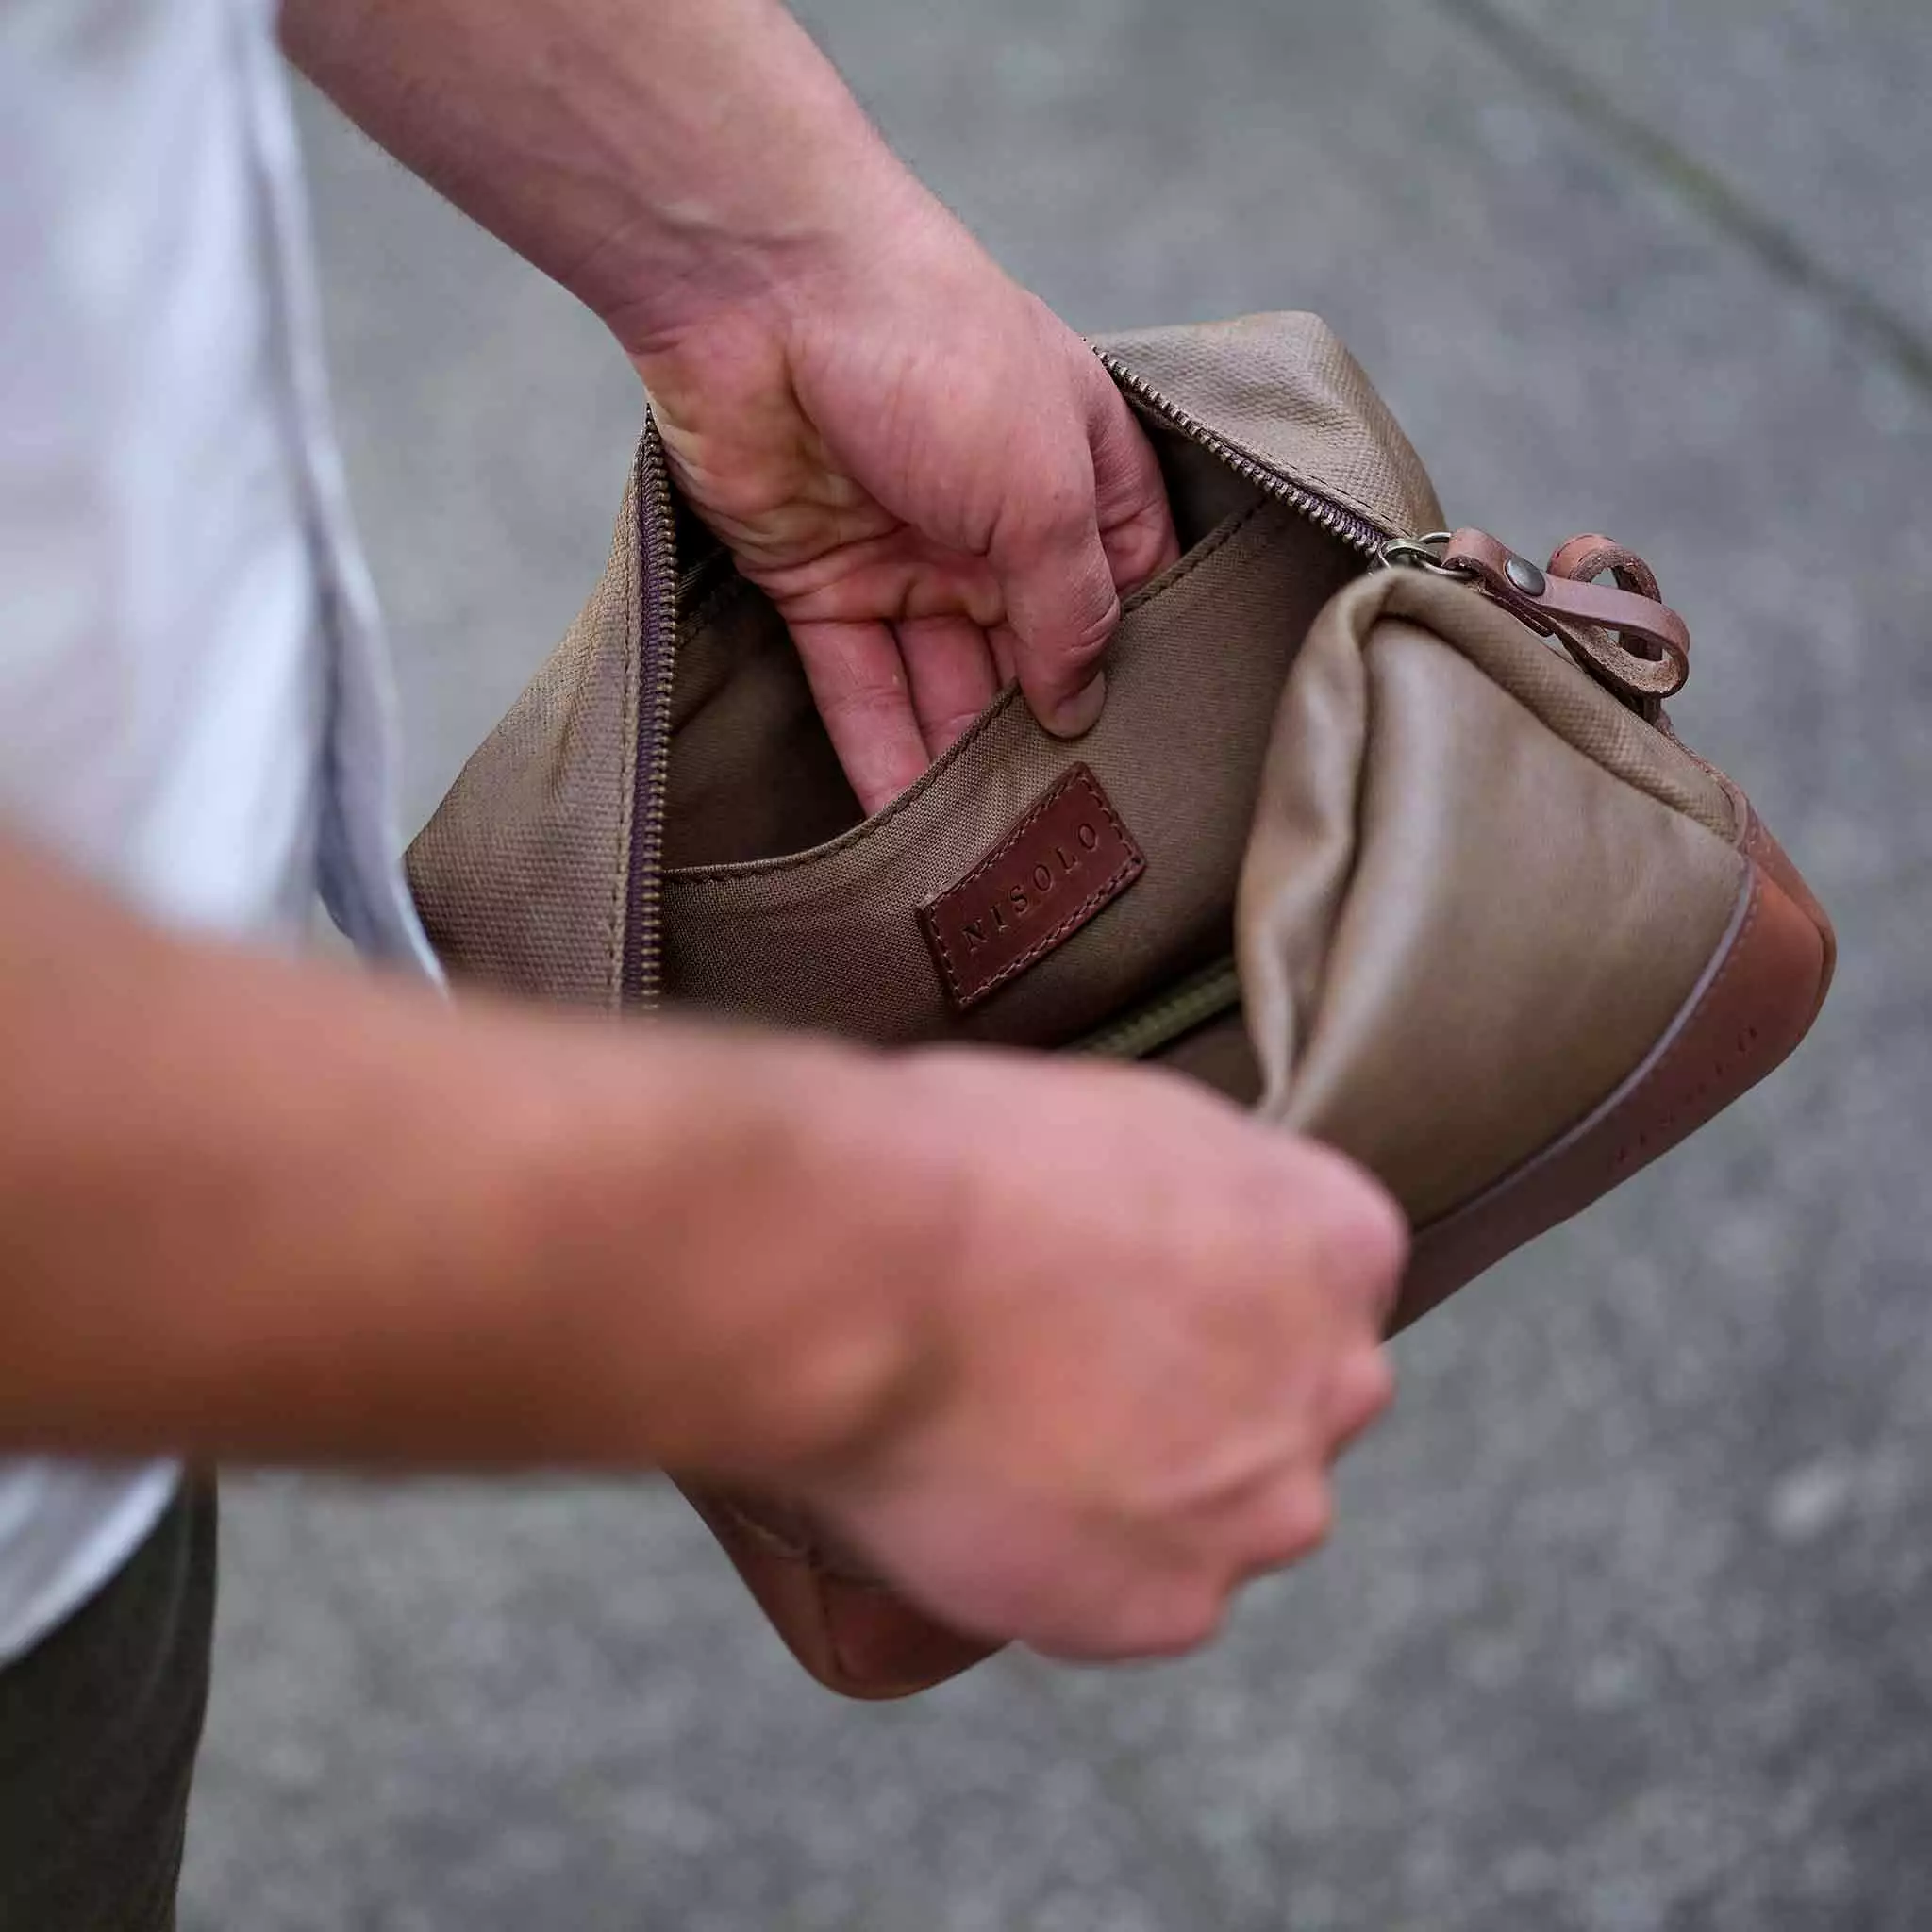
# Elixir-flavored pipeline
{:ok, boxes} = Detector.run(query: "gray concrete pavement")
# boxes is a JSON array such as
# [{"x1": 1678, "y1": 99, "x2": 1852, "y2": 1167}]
[{"x1": 179, "y1": 4, "x2": 1932, "y2": 1926}]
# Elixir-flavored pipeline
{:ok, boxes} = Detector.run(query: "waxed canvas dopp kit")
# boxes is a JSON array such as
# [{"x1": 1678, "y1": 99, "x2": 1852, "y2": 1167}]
[{"x1": 407, "y1": 312, "x2": 1834, "y2": 1700}]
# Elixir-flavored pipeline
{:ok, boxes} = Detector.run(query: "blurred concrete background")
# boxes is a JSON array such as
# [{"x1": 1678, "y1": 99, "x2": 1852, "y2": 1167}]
[{"x1": 179, "y1": 3, "x2": 1932, "y2": 1926}]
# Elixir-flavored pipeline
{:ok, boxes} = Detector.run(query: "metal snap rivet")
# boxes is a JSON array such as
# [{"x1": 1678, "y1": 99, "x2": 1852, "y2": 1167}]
[{"x1": 1506, "y1": 555, "x2": 1547, "y2": 597}]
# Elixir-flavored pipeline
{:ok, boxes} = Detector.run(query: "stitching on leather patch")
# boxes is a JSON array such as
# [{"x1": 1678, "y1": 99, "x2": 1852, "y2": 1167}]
[{"x1": 917, "y1": 764, "x2": 1146, "y2": 1013}]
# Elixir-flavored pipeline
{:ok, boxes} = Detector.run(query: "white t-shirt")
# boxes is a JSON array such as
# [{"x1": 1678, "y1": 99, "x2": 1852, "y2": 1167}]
[{"x1": 0, "y1": 0, "x2": 432, "y2": 1663}]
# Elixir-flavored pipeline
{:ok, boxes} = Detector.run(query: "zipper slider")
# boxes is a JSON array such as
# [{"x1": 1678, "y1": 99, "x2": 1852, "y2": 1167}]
[{"x1": 1375, "y1": 529, "x2": 1465, "y2": 575}]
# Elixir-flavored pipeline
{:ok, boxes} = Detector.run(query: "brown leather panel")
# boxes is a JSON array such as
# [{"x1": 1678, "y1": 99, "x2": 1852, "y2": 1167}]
[
  {"x1": 1740, "y1": 808, "x2": 1838, "y2": 1003},
  {"x1": 1248, "y1": 617, "x2": 1746, "y2": 1224},
  {"x1": 678, "y1": 1485, "x2": 996, "y2": 1699},
  {"x1": 918, "y1": 764, "x2": 1146, "y2": 1011},
  {"x1": 661, "y1": 507, "x2": 1357, "y2": 1048},
  {"x1": 1397, "y1": 859, "x2": 1830, "y2": 1329},
  {"x1": 1442, "y1": 527, "x2": 1690, "y2": 699},
  {"x1": 1093, "y1": 313, "x2": 1444, "y2": 541}
]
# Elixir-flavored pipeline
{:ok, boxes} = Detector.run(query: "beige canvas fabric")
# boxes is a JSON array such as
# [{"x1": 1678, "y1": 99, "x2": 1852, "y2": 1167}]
[{"x1": 1240, "y1": 568, "x2": 1746, "y2": 1224}]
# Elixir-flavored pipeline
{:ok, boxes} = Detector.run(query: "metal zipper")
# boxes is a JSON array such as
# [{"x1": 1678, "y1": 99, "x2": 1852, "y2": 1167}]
[
  {"x1": 619, "y1": 416, "x2": 682, "y2": 1011},
  {"x1": 1096, "y1": 351, "x2": 1393, "y2": 558},
  {"x1": 1078, "y1": 352, "x2": 1406, "y2": 1059}
]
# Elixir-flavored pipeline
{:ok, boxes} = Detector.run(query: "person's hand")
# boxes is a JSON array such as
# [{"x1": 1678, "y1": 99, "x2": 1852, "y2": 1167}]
[
  {"x1": 291, "y1": 0, "x2": 1173, "y2": 814},
  {"x1": 628, "y1": 180, "x2": 1179, "y2": 814},
  {"x1": 781, "y1": 1049, "x2": 1405, "y2": 1660}
]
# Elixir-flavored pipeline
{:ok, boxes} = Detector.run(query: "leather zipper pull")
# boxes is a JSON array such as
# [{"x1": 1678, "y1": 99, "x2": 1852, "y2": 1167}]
[{"x1": 1440, "y1": 527, "x2": 1690, "y2": 702}]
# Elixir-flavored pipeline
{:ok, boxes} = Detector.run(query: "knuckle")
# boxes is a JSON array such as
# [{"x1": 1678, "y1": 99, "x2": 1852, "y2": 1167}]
[
  {"x1": 996, "y1": 460, "x2": 1094, "y2": 557},
  {"x1": 1262, "y1": 1477, "x2": 1335, "y2": 1566},
  {"x1": 1228, "y1": 1472, "x2": 1335, "y2": 1578},
  {"x1": 1302, "y1": 1155, "x2": 1409, "y2": 1323},
  {"x1": 1131, "y1": 1590, "x2": 1226, "y2": 1659},
  {"x1": 923, "y1": 705, "x2": 987, "y2": 749},
  {"x1": 1329, "y1": 1345, "x2": 1396, "y2": 1441},
  {"x1": 1356, "y1": 1188, "x2": 1411, "y2": 1295},
  {"x1": 1058, "y1": 591, "x2": 1120, "y2": 667},
  {"x1": 1024, "y1": 1581, "x2": 1224, "y2": 1664},
  {"x1": 1105, "y1": 505, "x2": 1180, "y2": 590}
]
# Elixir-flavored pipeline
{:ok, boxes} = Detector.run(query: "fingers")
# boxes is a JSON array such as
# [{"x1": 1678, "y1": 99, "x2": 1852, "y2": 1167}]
[
  {"x1": 1019, "y1": 1345, "x2": 1389, "y2": 1665},
  {"x1": 787, "y1": 617, "x2": 930, "y2": 815},
  {"x1": 898, "y1": 613, "x2": 1001, "y2": 761},
  {"x1": 1025, "y1": 1577, "x2": 1228, "y2": 1662},
  {"x1": 1319, "y1": 1157, "x2": 1411, "y2": 1335},
  {"x1": 1325, "y1": 1342, "x2": 1397, "y2": 1450},
  {"x1": 1229, "y1": 1472, "x2": 1338, "y2": 1580},
  {"x1": 1086, "y1": 366, "x2": 1182, "y2": 590},
  {"x1": 791, "y1": 613, "x2": 1000, "y2": 808},
  {"x1": 991, "y1": 355, "x2": 1180, "y2": 741},
  {"x1": 990, "y1": 501, "x2": 1118, "y2": 740},
  {"x1": 1272, "y1": 1137, "x2": 1411, "y2": 1336},
  {"x1": 1024, "y1": 1482, "x2": 1336, "y2": 1663}
]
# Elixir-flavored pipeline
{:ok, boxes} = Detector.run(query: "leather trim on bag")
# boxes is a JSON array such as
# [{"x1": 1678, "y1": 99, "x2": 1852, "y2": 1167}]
[
  {"x1": 918, "y1": 764, "x2": 1146, "y2": 1012},
  {"x1": 676, "y1": 1481, "x2": 996, "y2": 1699}
]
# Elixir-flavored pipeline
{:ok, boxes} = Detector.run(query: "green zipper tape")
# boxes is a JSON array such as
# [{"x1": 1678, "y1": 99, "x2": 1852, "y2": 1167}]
[{"x1": 1069, "y1": 956, "x2": 1243, "y2": 1061}]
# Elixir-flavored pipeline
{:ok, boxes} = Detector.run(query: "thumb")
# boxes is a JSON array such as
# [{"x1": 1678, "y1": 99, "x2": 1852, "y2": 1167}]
[
  {"x1": 1086, "y1": 360, "x2": 1182, "y2": 592},
  {"x1": 990, "y1": 364, "x2": 1179, "y2": 740},
  {"x1": 991, "y1": 479, "x2": 1121, "y2": 739}
]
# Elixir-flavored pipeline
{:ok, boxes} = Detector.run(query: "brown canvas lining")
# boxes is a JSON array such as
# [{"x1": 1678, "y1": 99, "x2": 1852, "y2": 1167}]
[
  {"x1": 660, "y1": 505, "x2": 1361, "y2": 1047},
  {"x1": 664, "y1": 504, "x2": 1264, "y2": 886}
]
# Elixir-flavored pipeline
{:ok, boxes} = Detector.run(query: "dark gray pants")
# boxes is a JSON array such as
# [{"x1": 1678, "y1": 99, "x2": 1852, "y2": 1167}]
[{"x1": 0, "y1": 1486, "x2": 215, "y2": 1932}]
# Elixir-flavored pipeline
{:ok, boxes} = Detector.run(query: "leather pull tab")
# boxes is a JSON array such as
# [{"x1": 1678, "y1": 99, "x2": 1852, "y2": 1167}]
[{"x1": 1441, "y1": 528, "x2": 1690, "y2": 701}]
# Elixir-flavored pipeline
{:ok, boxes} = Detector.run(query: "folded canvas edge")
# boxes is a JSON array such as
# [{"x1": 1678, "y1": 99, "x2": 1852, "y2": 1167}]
[{"x1": 1395, "y1": 846, "x2": 1832, "y2": 1330}]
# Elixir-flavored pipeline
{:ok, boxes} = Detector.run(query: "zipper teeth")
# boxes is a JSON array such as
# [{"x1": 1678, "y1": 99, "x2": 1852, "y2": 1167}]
[
  {"x1": 1097, "y1": 352, "x2": 1389, "y2": 558},
  {"x1": 1072, "y1": 956, "x2": 1243, "y2": 1061},
  {"x1": 622, "y1": 418, "x2": 680, "y2": 1011}
]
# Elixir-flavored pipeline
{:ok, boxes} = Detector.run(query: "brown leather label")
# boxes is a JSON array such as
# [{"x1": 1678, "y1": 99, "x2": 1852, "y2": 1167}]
[{"x1": 918, "y1": 763, "x2": 1145, "y2": 1012}]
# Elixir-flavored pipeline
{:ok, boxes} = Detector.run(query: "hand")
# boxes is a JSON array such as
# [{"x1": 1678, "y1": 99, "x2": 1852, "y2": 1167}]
[
  {"x1": 785, "y1": 1050, "x2": 1405, "y2": 1660},
  {"x1": 290, "y1": 0, "x2": 1174, "y2": 816},
  {"x1": 629, "y1": 181, "x2": 1179, "y2": 813}
]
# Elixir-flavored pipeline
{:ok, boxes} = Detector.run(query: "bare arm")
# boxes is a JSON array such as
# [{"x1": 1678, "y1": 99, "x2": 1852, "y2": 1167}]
[
  {"x1": 282, "y1": 0, "x2": 891, "y2": 347},
  {"x1": 0, "y1": 824, "x2": 1400, "y2": 1656},
  {"x1": 0, "y1": 830, "x2": 922, "y2": 1475},
  {"x1": 283, "y1": 0, "x2": 1181, "y2": 813}
]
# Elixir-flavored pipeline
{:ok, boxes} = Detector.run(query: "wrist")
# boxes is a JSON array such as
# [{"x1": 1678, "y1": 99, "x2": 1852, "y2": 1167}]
[
  {"x1": 506, "y1": 1025, "x2": 950, "y2": 1481},
  {"x1": 606, "y1": 156, "x2": 937, "y2": 372},
  {"x1": 590, "y1": 36, "x2": 926, "y2": 363}
]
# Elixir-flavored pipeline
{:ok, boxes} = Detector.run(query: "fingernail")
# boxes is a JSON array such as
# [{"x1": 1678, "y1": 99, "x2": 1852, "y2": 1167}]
[{"x1": 1043, "y1": 673, "x2": 1107, "y2": 739}]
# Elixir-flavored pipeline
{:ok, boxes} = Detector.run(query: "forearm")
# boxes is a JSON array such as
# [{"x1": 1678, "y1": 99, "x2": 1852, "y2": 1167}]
[
  {"x1": 0, "y1": 834, "x2": 928, "y2": 1475},
  {"x1": 281, "y1": 0, "x2": 910, "y2": 353}
]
